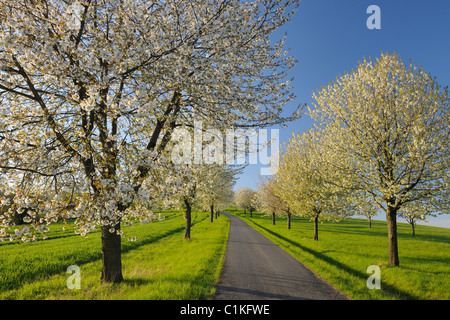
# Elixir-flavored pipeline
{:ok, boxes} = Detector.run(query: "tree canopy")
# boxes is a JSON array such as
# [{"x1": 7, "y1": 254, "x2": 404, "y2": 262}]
[{"x1": 0, "y1": 0, "x2": 301, "y2": 282}]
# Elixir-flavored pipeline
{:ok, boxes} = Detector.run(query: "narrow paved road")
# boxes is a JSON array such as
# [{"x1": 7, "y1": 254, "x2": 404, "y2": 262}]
[{"x1": 214, "y1": 212, "x2": 349, "y2": 300}]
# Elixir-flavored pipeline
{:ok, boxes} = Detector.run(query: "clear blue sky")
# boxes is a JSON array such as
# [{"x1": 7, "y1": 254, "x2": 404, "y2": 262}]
[{"x1": 233, "y1": 0, "x2": 450, "y2": 227}]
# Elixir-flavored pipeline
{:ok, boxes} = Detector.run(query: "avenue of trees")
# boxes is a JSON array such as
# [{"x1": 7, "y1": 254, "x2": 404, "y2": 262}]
[
  {"x1": 0, "y1": 0, "x2": 301, "y2": 283},
  {"x1": 1, "y1": 0, "x2": 447, "y2": 287},
  {"x1": 252, "y1": 52, "x2": 449, "y2": 266}
]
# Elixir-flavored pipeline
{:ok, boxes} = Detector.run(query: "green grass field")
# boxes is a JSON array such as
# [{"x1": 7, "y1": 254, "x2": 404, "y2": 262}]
[
  {"x1": 2, "y1": 206, "x2": 448, "y2": 300},
  {"x1": 0, "y1": 210, "x2": 229, "y2": 300},
  {"x1": 228, "y1": 209, "x2": 450, "y2": 300}
]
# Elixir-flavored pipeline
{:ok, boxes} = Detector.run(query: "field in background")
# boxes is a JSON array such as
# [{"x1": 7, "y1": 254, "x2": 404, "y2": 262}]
[
  {"x1": 0, "y1": 210, "x2": 229, "y2": 299},
  {"x1": 228, "y1": 209, "x2": 450, "y2": 300}
]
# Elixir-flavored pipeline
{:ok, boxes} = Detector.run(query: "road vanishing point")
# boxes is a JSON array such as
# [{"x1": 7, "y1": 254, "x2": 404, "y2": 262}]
[{"x1": 214, "y1": 212, "x2": 349, "y2": 300}]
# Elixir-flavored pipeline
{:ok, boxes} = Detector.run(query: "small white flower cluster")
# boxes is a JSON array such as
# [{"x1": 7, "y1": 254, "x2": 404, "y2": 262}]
[{"x1": 0, "y1": 224, "x2": 50, "y2": 243}]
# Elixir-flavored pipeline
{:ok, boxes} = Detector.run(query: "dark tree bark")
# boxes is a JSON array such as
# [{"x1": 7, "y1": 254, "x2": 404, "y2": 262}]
[
  {"x1": 272, "y1": 212, "x2": 276, "y2": 225},
  {"x1": 13, "y1": 208, "x2": 27, "y2": 225},
  {"x1": 386, "y1": 205, "x2": 400, "y2": 266},
  {"x1": 313, "y1": 214, "x2": 319, "y2": 241},
  {"x1": 184, "y1": 199, "x2": 192, "y2": 240},
  {"x1": 101, "y1": 223, "x2": 123, "y2": 283},
  {"x1": 287, "y1": 211, "x2": 291, "y2": 230},
  {"x1": 405, "y1": 216, "x2": 416, "y2": 237},
  {"x1": 210, "y1": 204, "x2": 214, "y2": 223}
]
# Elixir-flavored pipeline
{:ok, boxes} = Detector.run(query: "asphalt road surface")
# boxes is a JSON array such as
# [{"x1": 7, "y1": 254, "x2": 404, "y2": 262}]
[{"x1": 214, "y1": 212, "x2": 349, "y2": 300}]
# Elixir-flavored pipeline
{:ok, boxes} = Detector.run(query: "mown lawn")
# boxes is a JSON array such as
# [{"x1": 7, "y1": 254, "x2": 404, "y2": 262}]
[
  {"x1": 0, "y1": 210, "x2": 229, "y2": 300},
  {"x1": 228, "y1": 209, "x2": 450, "y2": 300}
]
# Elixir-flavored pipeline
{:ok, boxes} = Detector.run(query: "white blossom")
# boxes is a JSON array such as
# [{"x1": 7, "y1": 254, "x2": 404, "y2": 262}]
[{"x1": 0, "y1": 0, "x2": 301, "y2": 280}]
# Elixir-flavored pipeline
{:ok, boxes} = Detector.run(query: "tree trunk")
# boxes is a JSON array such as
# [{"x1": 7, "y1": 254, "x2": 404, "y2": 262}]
[
  {"x1": 386, "y1": 206, "x2": 400, "y2": 266},
  {"x1": 411, "y1": 221, "x2": 415, "y2": 237},
  {"x1": 369, "y1": 216, "x2": 372, "y2": 228},
  {"x1": 313, "y1": 214, "x2": 319, "y2": 241},
  {"x1": 287, "y1": 212, "x2": 291, "y2": 230},
  {"x1": 185, "y1": 200, "x2": 191, "y2": 240},
  {"x1": 272, "y1": 212, "x2": 276, "y2": 225},
  {"x1": 210, "y1": 204, "x2": 214, "y2": 223},
  {"x1": 101, "y1": 223, "x2": 124, "y2": 283},
  {"x1": 250, "y1": 210, "x2": 253, "y2": 218}
]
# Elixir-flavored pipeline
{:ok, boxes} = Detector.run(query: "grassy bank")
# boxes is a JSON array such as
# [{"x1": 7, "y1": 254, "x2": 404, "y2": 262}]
[
  {"x1": 0, "y1": 210, "x2": 229, "y2": 300},
  {"x1": 228, "y1": 209, "x2": 450, "y2": 300}
]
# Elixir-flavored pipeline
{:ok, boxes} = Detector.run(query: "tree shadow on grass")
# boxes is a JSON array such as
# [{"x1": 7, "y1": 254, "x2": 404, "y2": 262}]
[
  {"x1": 121, "y1": 226, "x2": 186, "y2": 253},
  {"x1": 252, "y1": 221, "x2": 421, "y2": 300},
  {"x1": 121, "y1": 213, "x2": 208, "y2": 253},
  {"x1": 122, "y1": 277, "x2": 154, "y2": 287},
  {"x1": 2, "y1": 216, "x2": 206, "y2": 292}
]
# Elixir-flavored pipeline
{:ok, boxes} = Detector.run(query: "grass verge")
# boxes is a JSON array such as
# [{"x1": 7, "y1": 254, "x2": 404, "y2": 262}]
[{"x1": 0, "y1": 210, "x2": 229, "y2": 300}]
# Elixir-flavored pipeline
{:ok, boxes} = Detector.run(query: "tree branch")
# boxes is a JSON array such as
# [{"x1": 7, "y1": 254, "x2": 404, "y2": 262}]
[{"x1": 12, "y1": 56, "x2": 80, "y2": 159}]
